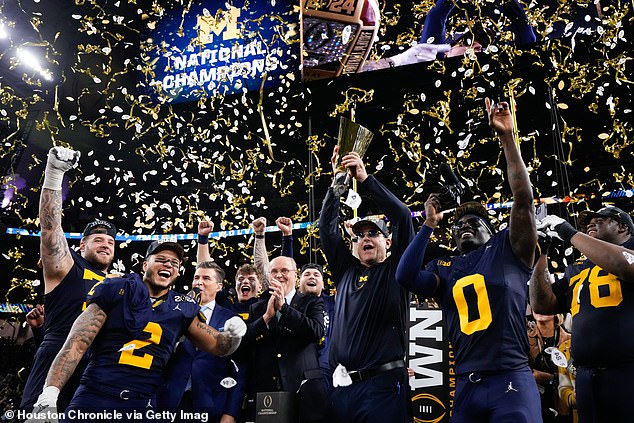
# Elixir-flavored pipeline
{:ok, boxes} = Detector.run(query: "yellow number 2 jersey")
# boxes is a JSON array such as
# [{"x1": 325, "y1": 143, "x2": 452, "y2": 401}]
[{"x1": 81, "y1": 274, "x2": 200, "y2": 398}]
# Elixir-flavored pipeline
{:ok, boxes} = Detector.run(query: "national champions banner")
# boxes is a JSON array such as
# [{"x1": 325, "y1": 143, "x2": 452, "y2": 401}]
[{"x1": 138, "y1": 0, "x2": 300, "y2": 103}]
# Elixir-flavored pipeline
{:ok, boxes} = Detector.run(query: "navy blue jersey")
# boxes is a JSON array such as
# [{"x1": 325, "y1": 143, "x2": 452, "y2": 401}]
[
  {"x1": 553, "y1": 237, "x2": 634, "y2": 367},
  {"x1": 426, "y1": 229, "x2": 532, "y2": 375},
  {"x1": 81, "y1": 274, "x2": 199, "y2": 397},
  {"x1": 217, "y1": 290, "x2": 257, "y2": 321},
  {"x1": 43, "y1": 249, "x2": 106, "y2": 344},
  {"x1": 318, "y1": 294, "x2": 336, "y2": 390},
  {"x1": 21, "y1": 250, "x2": 106, "y2": 411}
]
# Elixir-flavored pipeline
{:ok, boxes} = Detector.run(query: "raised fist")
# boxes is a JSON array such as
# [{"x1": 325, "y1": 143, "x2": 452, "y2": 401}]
[
  {"x1": 43, "y1": 147, "x2": 81, "y2": 191},
  {"x1": 47, "y1": 147, "x2": 80, "y2": 173},
  {"x1": 252, "y1": 217, "x2": 266, "y2": 235},
  {"x1": 198, "y1": 220, "x2": 214, "y2": 236},
  {"x1": 275, "y1": 217, "x2": 293, "y2": 236}
]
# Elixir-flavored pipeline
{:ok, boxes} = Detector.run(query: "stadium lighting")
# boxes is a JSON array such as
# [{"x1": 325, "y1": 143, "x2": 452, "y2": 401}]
[
  {"x1": 16, "y1": 47, "x2": 54, "y2": 81},
  {"x1": 17, "y1": 48, "x2": 42, "y2": 71}
]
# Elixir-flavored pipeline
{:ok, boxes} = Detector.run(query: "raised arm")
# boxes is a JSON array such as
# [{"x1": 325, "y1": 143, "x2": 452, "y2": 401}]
[
  {"x1": 340, "y1": 151, "x2": 414, "y2": 257},
  {"x1": 539, "y1": 215, "x2": 634, "y2": 282},
  {"x1": 196, "y1": 220, "x2": 213, "y2": 263},
  {"x1": 39, "y1": 147, "x2": 81, "y2": 293},
  {"x1": 276, "y1": 217, "x2": 294, "y2": 258},
  {"x1": 344, "y1": 220, "x2": 359, "y2": 259},
  {"x1": 568, "y1": 234, "x2": 634, "y2": 282},
  {"x1": 486, "y1": 97, "x2": 536, "y2": 267},
  {"x1": 396, "y1": 194, "x2": 442, "y2": 296},
  {"x1": 187, "y1": 315, "x2": 246, "y2": 357},
  {"x1": 319, "y1": 147, "x2": 357, "y2": 284},
  {"x1": 529, "y1": 254, "x2": 560, "y2": 314},
  {"x1": 252, "y1": 217, "x2": 270, "y2": 290}
]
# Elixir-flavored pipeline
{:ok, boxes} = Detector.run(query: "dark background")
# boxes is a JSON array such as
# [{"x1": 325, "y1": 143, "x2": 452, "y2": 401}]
[
  {"x1": 0, "y1": 0, "x2": 632, "y2": 305},
  {"x1": 0, "y1": 0, "x2": 631, "y2": 417}
]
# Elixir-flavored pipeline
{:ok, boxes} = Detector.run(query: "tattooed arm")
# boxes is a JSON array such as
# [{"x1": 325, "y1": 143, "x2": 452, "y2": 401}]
[
  {"x1": 40, "y1": 188, "x2": 74, "y2": 293},
  {"x1": 252, "y1": 217, "x2": 270, "y2": 290},
  {"x1": 45, "y1": 303, "x2": 107, "y2": 389},
  {"x1": 186, "y1": 318, "x2": 236, "y2": 357},
  {"x1": 40, "y1": 147, "x2": 80, "y2": 294}
]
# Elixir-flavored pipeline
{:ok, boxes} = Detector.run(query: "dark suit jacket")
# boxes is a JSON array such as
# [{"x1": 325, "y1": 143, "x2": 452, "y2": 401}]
[
  {"x1": 241, "y1": 290, "x2": 327, "y2": 422},
  {"x1": 158, "y1": 304, "x2": 247, "y2": 420}
]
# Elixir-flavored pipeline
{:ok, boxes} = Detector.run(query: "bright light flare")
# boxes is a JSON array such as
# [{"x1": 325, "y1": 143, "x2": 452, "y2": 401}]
[{"x1": 16, "y1": 47, "x2": 54, "y2": 80}]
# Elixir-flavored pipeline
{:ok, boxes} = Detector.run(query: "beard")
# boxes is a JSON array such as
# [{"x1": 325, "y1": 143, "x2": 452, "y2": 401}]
[{"x1": 82, "y1": 249, "x2": 113, "y2": 272}]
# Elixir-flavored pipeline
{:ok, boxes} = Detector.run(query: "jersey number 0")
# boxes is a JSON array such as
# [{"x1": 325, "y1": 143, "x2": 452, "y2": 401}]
[{"x1": 452, "y1": 274, "x2": 493, "y2": 335}]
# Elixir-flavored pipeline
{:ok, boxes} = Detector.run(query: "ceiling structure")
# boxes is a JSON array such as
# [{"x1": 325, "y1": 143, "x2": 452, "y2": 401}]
[{"x1": 0, "y1": 0, "x2": 632, "y2": 305}]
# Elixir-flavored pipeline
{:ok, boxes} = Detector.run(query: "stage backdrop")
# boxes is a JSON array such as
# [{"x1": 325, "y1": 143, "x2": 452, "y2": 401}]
[
  {"x1": 408, "y1": 303, "x2": 453, "y2": 423},
  {"x1": 138, "y1": 0, "x2": 300, "y2": 103}
]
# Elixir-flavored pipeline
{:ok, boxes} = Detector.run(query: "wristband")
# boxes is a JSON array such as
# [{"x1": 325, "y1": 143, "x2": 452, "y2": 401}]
[
  {"x1": 42, "y1": 164, "x2": 65, "y2": 191},
  {"x1": 556, "y1": 221, "x2": 578, "y2": 244},
  {"x1": 255, "y1": 234, "x2": 265, "y2": 239},
  {"x1": 42, "y1": 385, "x2": 60, "y2": 397},
  {"x1": 197, "y1": 234, "x2": 209, "y2": 244}
]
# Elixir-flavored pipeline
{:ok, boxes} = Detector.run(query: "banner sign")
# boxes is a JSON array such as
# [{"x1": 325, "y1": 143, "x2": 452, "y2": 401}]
[
  {"x1": 139, "y1": 0, "x2": 300, "y2": 103},
  {"x1": 408, "y1": 304, "x2": 453, "y2": 423},
  {"x1": 0, "y1": 303, "x2": 34, "y2": 314}
]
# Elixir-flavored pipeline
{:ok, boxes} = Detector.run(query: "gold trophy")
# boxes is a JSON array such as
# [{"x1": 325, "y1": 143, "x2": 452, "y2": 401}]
[
  {"x1": 333, "y1": 116, "x2": 374, "y2": 196},
  {"x1": 336, "y1": 117, "x2": 374, "y2": 165}
]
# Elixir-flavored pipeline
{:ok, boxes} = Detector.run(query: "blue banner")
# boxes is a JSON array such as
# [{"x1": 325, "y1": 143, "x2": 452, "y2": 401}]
[{"x1": 139, "y1": 0, "x2": 300, "y2": 103}]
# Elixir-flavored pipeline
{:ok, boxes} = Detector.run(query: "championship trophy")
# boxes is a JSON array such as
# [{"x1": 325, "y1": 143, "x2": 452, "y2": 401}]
[{"x1": 332, "y1": 116, "x2": 374, "y2": 197}]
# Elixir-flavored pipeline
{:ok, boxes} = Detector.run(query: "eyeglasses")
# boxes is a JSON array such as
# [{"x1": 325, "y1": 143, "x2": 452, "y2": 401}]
[
  {"x1": 452, "y1": 217, "x2": 489, "y2": 232},
  {"x1": 153, "y1": 256, "x2": 181, "y2": 268},
  {"x1": 354, "y1": 230, "x2": 383, "y2": 239},
  {"x1": 271, "y1": 268, "x2": 295, "y2": 276}
]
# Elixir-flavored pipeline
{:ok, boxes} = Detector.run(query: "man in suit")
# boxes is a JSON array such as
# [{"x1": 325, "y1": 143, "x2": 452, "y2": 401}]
[
  {"x1": 197, "y1": 219, "x2": 265, "y2": 321},
  {"x1": 159, "y1": 261, "x2": 247, "y2": 423},
  {"x1": 241, "y1": 255, "x2": 328, "y2": 423}
]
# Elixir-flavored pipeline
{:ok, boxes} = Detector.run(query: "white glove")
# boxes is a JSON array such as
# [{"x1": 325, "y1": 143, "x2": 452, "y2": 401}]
[
  {"x1": 389, "y1": 43, "x2": 452, "y2": 67},
  {"x1": 26, "y1": 386, "x2": 59, "y2": 423},
  {"x1": 42, "y1": 147, "x2": 81, "y2": 191},
  {"x1": 222, "y1": 316, "x2": 247, "y2": 356},
  {"x1": 224, "y1": 316, "x2": 247, "y2": 337},
  {"x1": 536, "y1": 215, "x2": 566, "y2": 238}
]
